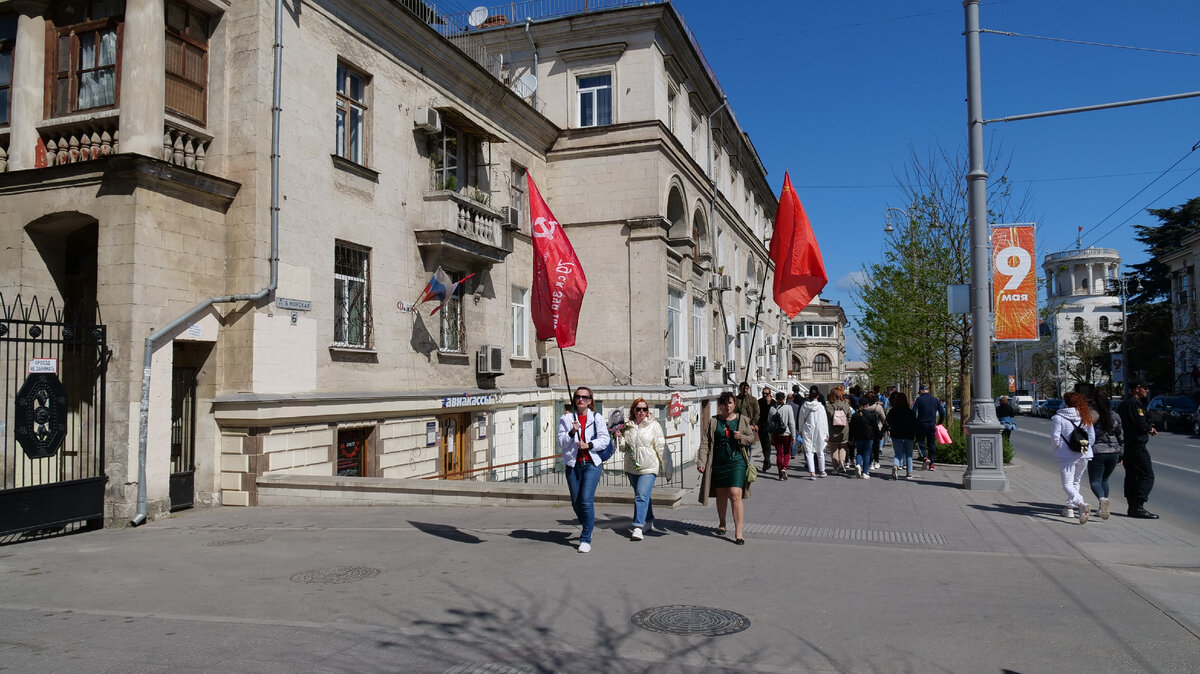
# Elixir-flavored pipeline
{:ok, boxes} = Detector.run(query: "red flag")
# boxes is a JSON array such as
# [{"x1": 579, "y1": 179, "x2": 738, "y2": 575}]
[
  {"x1": 769, "y1": 172, "x2": 827, "y2": 318},
  {"x1": 528, "y1": 174, "x2": 587, "y2": 348}
]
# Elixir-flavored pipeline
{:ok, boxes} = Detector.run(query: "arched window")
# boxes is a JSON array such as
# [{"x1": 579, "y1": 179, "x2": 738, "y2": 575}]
[
  {"x1": 813, "y1": 353, "x2": 832, "y2": 373},
  {"x1": 1073, "y1": 317, "x2": 1085, "y2": 331},
  {"x1": 746, "y1": 255, "x2": 756, "y2": 289},
  {"x1": 1075, "y1": 340, "x2": 1085, "y2": 354},
  {"x1": 1099, "y1": 316, "x2": 1109, "y2": 331}
]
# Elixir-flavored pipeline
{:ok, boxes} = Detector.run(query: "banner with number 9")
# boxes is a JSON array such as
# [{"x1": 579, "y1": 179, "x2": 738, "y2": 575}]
[{"x1": 992, "y1": 225, "x2": 1037, "y2": 340}]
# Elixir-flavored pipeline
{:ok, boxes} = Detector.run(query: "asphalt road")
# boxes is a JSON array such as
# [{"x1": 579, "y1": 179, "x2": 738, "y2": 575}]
[{"x1": 1010, "y1": 413, "x2": 1200, "y2": 538}]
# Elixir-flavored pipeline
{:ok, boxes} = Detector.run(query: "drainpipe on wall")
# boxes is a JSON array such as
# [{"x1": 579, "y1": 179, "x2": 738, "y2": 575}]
[
  {"x1": 524, "y1": 18, "x2": 538, "y2": 109},
  {"x1": 131, "y1": 0, "x2": 283, "y2": 525}
]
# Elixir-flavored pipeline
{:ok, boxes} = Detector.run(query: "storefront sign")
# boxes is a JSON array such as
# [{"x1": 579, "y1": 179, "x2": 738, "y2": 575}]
[
  {"x1": 426, "y1": 421, "x2": 437, "y2": 446},
  {"x1": 441, "y1": 394, "x2": 496, "y2": 408},
  {"x1": 992, "y1": 224, "x2": 1038, "y2": 341},
  {"x1": 668, "y1": 392, "x2": 684, "y2": 418}
]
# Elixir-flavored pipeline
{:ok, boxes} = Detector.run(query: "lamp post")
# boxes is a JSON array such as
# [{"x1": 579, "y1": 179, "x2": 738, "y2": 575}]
[{"x1": 962, "y1": 0, "x2": 1008, "y2": 490}]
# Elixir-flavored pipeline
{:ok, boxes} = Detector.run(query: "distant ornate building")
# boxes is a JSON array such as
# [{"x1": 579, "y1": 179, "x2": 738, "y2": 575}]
[{"x1": 787, "y1": 296, "x2": 847, "y2": 389}]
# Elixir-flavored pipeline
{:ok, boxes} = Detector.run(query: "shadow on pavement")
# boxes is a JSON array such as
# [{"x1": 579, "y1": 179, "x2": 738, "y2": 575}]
[
  {"x1": 409, "y1": 521, "x2": 484, "y2": 544},
  {"x1": 509, "y1": 529, "x2": 573, "y2": 547},
  {"x1": 967, "y1": 500, "x2": 1069, "y2": 522}
]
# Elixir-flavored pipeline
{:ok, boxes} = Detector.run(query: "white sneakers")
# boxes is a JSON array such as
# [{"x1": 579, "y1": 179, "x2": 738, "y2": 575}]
[
  {"x1": 578, "y1": 541, "x2": 591, "y2": 553},
  {"x1": 1099, "y1": 498, "x2": 1111, "y2": 520},
  {"x1": 631, "y1": 527, "x2": 644, "y2": 541},
  {"x1": 1079, "y1": 506, "x2": 1089, "y2": 525},
  {"x1": 855, "y1": 464, "x2": 863, "y2": 477}
]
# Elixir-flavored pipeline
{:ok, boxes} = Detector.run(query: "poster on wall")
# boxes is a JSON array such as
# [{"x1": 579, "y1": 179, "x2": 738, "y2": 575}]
[{"x1": 992, "y1": 224, "x2": 1038, "y2": 341}]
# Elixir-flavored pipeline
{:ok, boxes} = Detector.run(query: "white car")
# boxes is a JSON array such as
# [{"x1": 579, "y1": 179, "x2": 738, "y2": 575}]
[{"x1": 1012, "y1": 395, "x2": 1034, "y2": 415}]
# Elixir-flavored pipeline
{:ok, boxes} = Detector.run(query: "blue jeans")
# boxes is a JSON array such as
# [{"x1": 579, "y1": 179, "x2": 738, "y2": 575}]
[
  {"x1": 627, "y1": 473, "x2": 656, "y2": 528},
  {"x1": 855, "y1": 440, "x2": 873, "y2": 471},
  {"x1": 1088, "y1": 452, "x2": 1120, "y2": 500},
  {"x1": 566, "y1": 460, "x2": 601, "y2": 543},
  {"x1": 891, "y1": 438, "x2": 914, "y2": 474}
]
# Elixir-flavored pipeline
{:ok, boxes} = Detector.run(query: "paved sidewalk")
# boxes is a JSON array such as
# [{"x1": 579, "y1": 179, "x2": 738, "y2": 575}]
[{"x1": 1, "y1": 453, "x2": 1198, "y2": 673}]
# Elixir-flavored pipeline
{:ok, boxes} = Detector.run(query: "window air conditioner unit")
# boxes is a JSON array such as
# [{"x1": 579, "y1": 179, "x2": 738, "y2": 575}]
[
  {"x1": 415, "y1": 106, "x2": 442, "y2": 134},
  {"x1": 501, "y1": 206, "x2": 521, "y2": 231},
  {"x1": 477, "y1": 345, "x2": 504, "y2": 375},
  {"x1": 723, "y1": 361, "x2": 736, "y2": 374},
  {"x1": 538, "y1": 356, "x2": 558, "y2": 376},
  {"x1": 693, "y1": 355, "x2": 707, "y2": 372},
  {"x1": 666, "y1": 359, "x2": 687, "y2": 379},
  {"x1": 738, "y1": 317, "x2": 750, "y2": 333},
  {"x1": 711, "y1": 275, "x2": 731, "y2": 291}
]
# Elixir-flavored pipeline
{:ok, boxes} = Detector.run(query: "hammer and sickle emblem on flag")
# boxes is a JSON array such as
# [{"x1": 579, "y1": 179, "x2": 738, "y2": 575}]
[{"x1": 532, "y1": 217, "x2": 557, "y2": 239}]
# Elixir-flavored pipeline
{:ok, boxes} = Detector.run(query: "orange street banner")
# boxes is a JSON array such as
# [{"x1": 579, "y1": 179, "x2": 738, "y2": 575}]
[{"x1": 992, "y1": 225, "x2": 1037, "y2": 341}]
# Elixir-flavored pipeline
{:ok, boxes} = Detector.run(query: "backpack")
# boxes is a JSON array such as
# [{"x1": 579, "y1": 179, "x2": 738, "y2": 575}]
[
  {"x1": 1062, "y1": 421, "x2": 1090, "y2": 453},
  {"x1": 832, "y1": 408, "x2": 848, "y2": 427},
  {"x1": 860, "y1": 408, "x2": 879, "y2": 435},
  {"x1": 768, "y1": 408, "x2": 787, "y2": 436}
]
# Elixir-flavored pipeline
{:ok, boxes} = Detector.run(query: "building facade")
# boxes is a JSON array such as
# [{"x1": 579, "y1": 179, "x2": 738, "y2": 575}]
[
  {"x1": 0, "y1": 0, "x2": 784, "y2": 527},
  {"x1": 787, "y1": 296, "x2": 847, "y2": 390},
  {"x1": 1160, "y1": 231, "x2": 1200, "y2": 393}
]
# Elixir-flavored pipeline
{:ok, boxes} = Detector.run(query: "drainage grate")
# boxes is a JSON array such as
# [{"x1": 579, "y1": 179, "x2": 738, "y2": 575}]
[
  {"x1": 631, "y1": 605, "x2": 750, "y2": 636},
  {"x1": 677, "y1": 520, "x2": 947, "y2": 547},
  {"x1": 290, "y1": 566, "x2": 380, "y2": 584},
  {"x1": 206, "y1": 536, "x2": 266, "y2": 547}
]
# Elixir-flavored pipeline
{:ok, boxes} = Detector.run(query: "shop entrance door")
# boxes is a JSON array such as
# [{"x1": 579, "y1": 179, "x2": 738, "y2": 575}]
[
  {"x1": 440, "y1": 413, "x2": 468, "y2": 479},
  {"x1": 337, "y1": 427, "x2": 370, "y2": 477}
]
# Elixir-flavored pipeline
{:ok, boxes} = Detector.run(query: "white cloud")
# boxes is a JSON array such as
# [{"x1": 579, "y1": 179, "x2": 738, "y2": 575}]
[{"x1": 836, "y1": 270, "x2": 868, "y2": 292}]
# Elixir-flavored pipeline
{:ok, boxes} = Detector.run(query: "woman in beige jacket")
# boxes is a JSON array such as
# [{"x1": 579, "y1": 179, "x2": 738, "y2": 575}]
[
  {"x1": 697, "y1": 391, "x2": 757, "y2": 544},
  {"x1": 621, "y1": 398, "x2": 665, "y2": 541}
]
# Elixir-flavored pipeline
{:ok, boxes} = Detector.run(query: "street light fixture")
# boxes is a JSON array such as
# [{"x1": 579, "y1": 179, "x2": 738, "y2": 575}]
[
  {"x1": 883, "y1": 207, "x2": 909, "y2": 234},
  {"x1": 1108, "y1": 273, "x2": 1143, "y2": 393}
]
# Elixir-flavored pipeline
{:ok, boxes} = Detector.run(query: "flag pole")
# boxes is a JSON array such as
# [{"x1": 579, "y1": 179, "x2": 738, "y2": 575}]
[
  {"x1": 742, "y1": 270, "x2": 771, "y2": 385},
  {"x1": 559, "y1": 345, "x2": 573, "y2": 410}
]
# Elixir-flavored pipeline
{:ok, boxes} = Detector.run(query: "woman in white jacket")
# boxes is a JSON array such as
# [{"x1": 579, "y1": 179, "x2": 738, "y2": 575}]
[
  {"x1": 796, "y1": 386, "x2": 829, "y2": 480},
  {"x1": 621, "y1": 398, "x2": 665, "y2": 541},
  {"x1": 1052, "y1": 391, "x2": 1097, "y2": 524}
]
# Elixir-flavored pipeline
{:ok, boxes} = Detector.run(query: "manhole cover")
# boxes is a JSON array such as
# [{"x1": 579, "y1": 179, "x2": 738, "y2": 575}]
[
  {"x1": 290, "y1": 566, "x2": 380, "y2": 584},
  {"x1": 631, "y1": 605, "x2": 749, "y2": 636},
  {"x1": 206, "y1": 536, "x2": 266, "y2": 547}
]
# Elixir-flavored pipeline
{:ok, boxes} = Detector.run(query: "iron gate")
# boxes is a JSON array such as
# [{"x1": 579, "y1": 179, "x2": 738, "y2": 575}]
[{"x1": 1, "y1": 294, "x2": 109, "y2": 536}]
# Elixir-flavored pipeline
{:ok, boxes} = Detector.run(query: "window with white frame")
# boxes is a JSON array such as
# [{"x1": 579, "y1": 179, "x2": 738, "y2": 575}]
[
  {"x1": 335, "y1": 62, "x2": 368, "y2": 165},
  {"x1": 509, "y1": 163, "x2": 527, "y2": 230},
  {"x1": 1099, "y1": 315, "x2": 1109, "y2": 331},
  {"x1": 439, "y1": 270, "x2": 466, "y2": 352},
  {"x1": 666, "y1": 82, "x2": 676, "y2": 133},
  {"x1": 432, "y1": 122, "x2": 459, "y2": 190},
  {"x1": 690, "y1": 111, "x2": 700, "y2": 159},
  {"x1": 667, "y1": 290, "x2": 684, "y2": 359},
  {"x1": 0, "y1": 13, "x2": 13, "y2": 125},
  {"x1": 511, "y1": 286, "x2": 529, "y2": 358},
  {"x1": 792, "y1": 323, "x2": 834, "y2": 338},
  {"x1": 430, "y1": 122, "x2": 490, "y2": 197},
  {"x1": 577, "y1": 72, "x2": 612, "y2": 127},
  {"x1": 333, "y1": 242, "x2": 371, "y2": 348},
  {"x1": 692, "y1": 299, "x2": 705, "y2": 360}
]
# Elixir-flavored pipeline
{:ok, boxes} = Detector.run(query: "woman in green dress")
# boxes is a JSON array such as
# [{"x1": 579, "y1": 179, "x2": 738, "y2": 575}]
[{"x1": 697, "y1": 391, "x2": 756, "y2": 544}]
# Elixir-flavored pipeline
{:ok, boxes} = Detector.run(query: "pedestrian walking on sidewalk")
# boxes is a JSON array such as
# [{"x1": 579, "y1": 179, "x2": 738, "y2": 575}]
[
  {"x1": 787, "y1": 392, "x2": 802, "y2": 459},
  {"x1": 621, "y1": 398, "x2": 664, "y2": 541},
  {"x1": 866, "y1": 391, "x2": 886, "y2": 468},
  {"x1": 1087, "y1": 389, "x2": 1123, "y2": 520},
  {"x1": 558, "y1": 386, "x2": 612, "y2": 553},
  {"x1": 913, "y1": 384, "x2": 945, "y2": 470},
  {"x1": 1118, "y1": 381, "x2": 1159, "y2": 519},
  {"x1": 848, "y1": 398, "x2": 879, "y2": 479},
  {"x1": 698, "y1": 391, "x2": 756, "y2": 545},
  {"x1": 886, "y1": 391, "x2": 917, "y2": 479},
  {"x1": 735, "y1": 381, "x2": 761, "y2": 456},
  {"x1": 1053, "y1": 391, "x2": 1096, "y2": 524},
  {"x1": 825, "y1": 386, "x2": 853, "y2": 474},
  {"x1": 758, "y1": 386, "x2": 774, "y2": 473},
  {"x1": 797, "y1": 386, "x2": 828, "y2": 479},
  {"x1": 769, "y1": 392, "x2": 797, "y2": 480}
]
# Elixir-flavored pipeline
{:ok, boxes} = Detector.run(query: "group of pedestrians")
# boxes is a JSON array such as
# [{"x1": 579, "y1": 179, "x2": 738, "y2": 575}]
[{"x1": 1052, "y1": 383, "x2": 1160, "y2": 524}]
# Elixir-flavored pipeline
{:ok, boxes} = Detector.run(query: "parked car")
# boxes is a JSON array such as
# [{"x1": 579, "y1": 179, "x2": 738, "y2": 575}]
[
  {"x1": 1012, "y1": 395, "x2": 1035, "y2": 415},
  {"x1": 1145, "y1": 395, "x2": 1199, "y2": 432},
  {"x1": 1037, "y1": 398, "x2": 1065, "y2": 418}
]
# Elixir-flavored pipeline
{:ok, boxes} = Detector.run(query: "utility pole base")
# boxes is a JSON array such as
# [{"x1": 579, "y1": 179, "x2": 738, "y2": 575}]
[{"x1": 962, "y1": 402, "x2": 1009, "y2": 491}]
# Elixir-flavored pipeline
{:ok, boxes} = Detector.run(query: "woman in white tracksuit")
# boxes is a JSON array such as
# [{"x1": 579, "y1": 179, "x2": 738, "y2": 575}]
[
  {"x1": 1052, "y1": 391, "x2": 1096, "y2": 524},
  {"x1": 796, "y1": 386, "x2": 829, "y2": 480}
]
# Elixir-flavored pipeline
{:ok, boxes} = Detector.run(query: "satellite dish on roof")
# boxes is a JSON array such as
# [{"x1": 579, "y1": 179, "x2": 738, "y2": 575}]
[
  {"x1": 518, "y1": 72, "x2": 538, "y2": 93},
  {"x1": 467, "y1": 6, "x2": 489, "y2": 27}
]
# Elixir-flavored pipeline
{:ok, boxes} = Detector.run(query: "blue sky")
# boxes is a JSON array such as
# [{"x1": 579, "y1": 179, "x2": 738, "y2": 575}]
[{"x1": 670, "y1": 0, "x2": 1200, "y2": 360}]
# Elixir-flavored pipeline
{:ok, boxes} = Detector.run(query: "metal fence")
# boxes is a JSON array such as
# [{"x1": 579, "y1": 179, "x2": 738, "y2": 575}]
[{"x1": 429, "y1": 433, "x2": 690, "y2": 489}]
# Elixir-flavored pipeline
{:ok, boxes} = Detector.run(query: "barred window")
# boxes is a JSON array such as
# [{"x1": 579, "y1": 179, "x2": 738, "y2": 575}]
[
  {"x1": 439, "y1": 270, "x2": 465, "y2": 353},
  {"x1": 333, "y1": 243, "x2": 371, "y2": 348},
  {"x1": 165, "y1": 0, "x2": 209, "y2": 124},
  {"x1": 48, "y1": 1, "x2": 124, "y2": 117}
]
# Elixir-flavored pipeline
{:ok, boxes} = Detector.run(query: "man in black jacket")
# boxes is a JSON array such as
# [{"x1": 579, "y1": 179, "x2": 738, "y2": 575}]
[
  {"x1": 1118, "y1": 382, "x2": 1159, "y2": 519},
  {"x1": 912, "y1": 384, "x2": 945, "y2": 470},
  {"x1": 758, "y1": 386, "x2": 774, "y2": 472}
]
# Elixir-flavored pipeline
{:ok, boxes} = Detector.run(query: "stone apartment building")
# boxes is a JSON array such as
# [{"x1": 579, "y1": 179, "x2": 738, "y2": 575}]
[
  {"x1": 1161, "y1": 232, "x2": 1200, "y2": 392},
  {"x1": 787, "y1": 296, "x2": 847, "y2": 390},
  {"x1": 0, "y1": 0, "x2": 783, "y2": 529}
]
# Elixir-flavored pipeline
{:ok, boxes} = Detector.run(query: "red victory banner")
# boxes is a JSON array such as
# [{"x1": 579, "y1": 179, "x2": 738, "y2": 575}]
[
  {"x1": 769, "y1": 172, "x2": 828, "y2": 318},
  {"x1": 992, "y1": 224, "x2": 1038, "y2": 341},
  {"x1": 528, "y1": 174, "x2": 587, "y2": 348}
]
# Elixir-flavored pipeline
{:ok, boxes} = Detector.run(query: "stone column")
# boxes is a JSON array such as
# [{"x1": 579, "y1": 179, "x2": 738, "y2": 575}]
[
  {"x1": 1087, "y1": 262, "x2": 1096, "y2": 295},
  {"x1": 6, "y1": 2, "x2": 47, "y2": 171},
  {"x1": 118, "y1": 0, "x2": 165, "y2": 158},
  {"x1": 1068, "y1": 266, "x2": 1077, "y2": 296}
]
